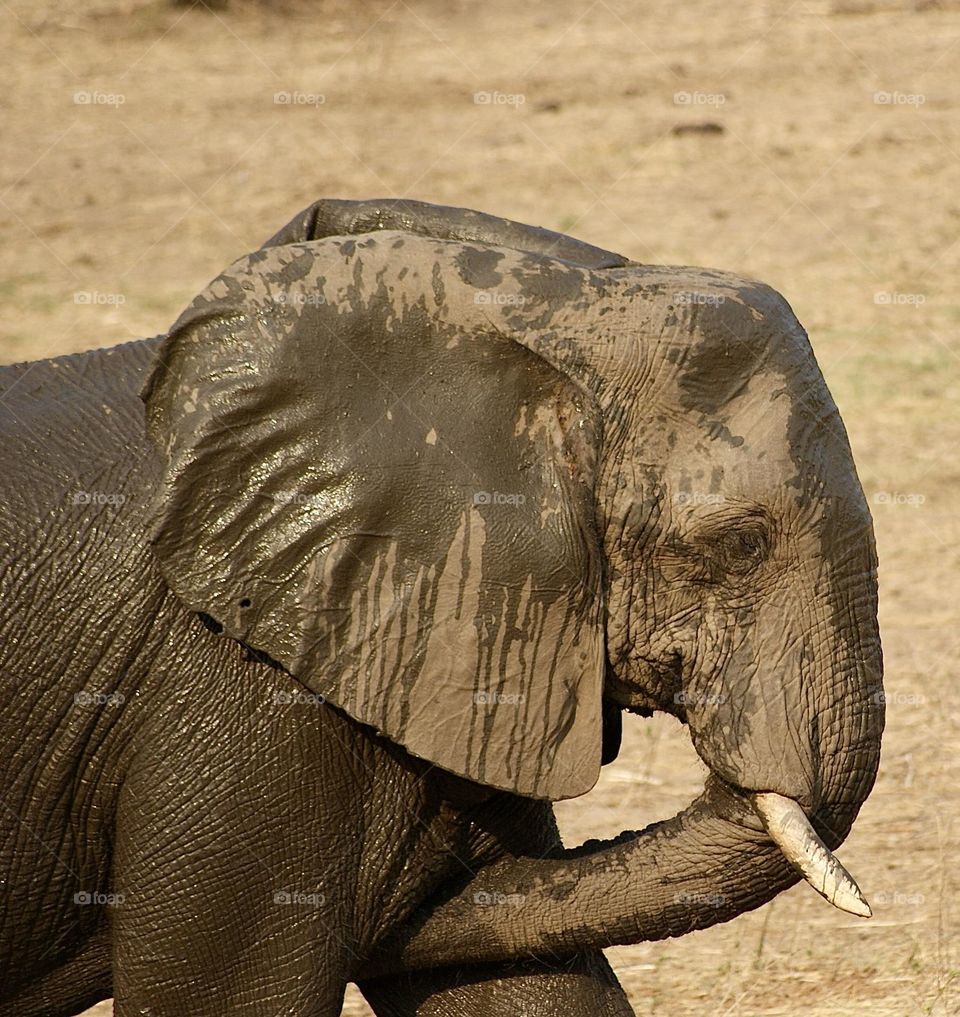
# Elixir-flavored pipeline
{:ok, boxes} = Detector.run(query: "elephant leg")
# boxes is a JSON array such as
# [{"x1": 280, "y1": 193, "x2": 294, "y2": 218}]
[
  {"x1": 109, "y1": 729, "x2": 358, "y2": 1017},
  {"x1": 357, "y1": 951, "x2": 635, "y2": 1016},
  {"x1": 0, "y1": 926, "x2": 111, "y2": 1017}
]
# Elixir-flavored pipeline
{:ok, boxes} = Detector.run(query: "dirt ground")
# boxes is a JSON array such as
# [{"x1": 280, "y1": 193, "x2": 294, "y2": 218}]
[{"x1": 2, "y1": 0, "x2": 958, "y2": 1013}]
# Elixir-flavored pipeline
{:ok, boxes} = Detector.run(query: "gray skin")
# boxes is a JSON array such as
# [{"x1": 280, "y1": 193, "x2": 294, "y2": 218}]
[
  {"x1": 0, "y1": 199, "x2": 884, "y2": 1014},
  {"x1": 0, "y1": 361, "x2": 631, "y2": 1012}
]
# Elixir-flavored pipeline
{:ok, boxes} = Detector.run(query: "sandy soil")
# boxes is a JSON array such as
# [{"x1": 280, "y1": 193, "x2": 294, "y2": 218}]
[{"x1": 2, "y1": 0, "x2": 958, "y2": 1013}]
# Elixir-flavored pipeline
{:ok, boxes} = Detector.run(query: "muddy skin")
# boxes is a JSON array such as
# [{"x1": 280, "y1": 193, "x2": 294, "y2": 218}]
[
  {"x1": 0, "y1": 199, "x2": 882, "y2": 1015},
  {"x1": 0, "y1": 339, "x2": 635, "y2": 1017}
]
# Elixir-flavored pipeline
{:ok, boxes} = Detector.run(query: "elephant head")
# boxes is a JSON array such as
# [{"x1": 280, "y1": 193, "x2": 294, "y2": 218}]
[{"x1": 142, "y1": 199, "x2": 883, "y2": 958}]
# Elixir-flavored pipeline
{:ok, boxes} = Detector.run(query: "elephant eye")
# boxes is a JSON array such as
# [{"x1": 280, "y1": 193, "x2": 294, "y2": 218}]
[{"x1": 714, "y1": 525, "x2": 769, "y2": 575}]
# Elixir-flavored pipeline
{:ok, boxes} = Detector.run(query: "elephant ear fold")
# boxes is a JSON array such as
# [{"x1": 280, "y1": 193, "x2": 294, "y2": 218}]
[
  {"x1": 261, "y1": 197, "x2": 629, "y2": 269},
  {"x1": 142, "y1": 238, "x2": 606, "y2": 801}
]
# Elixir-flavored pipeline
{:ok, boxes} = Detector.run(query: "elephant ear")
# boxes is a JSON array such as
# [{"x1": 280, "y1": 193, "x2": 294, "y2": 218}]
[{"x1": 143, "y1": 232, "x2": 606, "y2": 800}]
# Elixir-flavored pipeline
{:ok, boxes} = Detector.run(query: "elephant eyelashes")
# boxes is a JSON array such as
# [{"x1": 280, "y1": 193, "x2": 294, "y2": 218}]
[
  {"x1": 712, "y1": 526, "x2": 770, "y2": 575},
  {"x1": 670, "y1": 520, "x2": 771, "y2": 584}
]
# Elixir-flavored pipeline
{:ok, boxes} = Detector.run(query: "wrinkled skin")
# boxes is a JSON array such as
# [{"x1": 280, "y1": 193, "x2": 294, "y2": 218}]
[
  {"x1": 0, "y1": 199, "x2": 883, "y2": 1014},
  {"x1": 0, "y1": 342, "x2": 632, "y2": 1015}
]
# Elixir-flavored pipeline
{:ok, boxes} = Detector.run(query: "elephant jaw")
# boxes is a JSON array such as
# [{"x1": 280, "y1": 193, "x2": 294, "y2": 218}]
[{"x1": 752, "y1": 792, "x2": 871, "y2": 917}]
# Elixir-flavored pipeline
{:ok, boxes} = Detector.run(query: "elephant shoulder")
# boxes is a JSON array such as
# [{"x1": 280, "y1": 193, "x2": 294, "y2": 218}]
[{"x1": 0, "y1": 338, "x2": 162, "y2": 574}]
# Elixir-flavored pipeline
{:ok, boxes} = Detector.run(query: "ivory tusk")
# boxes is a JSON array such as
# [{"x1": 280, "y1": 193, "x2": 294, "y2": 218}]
[{"x1": 753, "y1": 792, "x2": 872, "y2": 918}]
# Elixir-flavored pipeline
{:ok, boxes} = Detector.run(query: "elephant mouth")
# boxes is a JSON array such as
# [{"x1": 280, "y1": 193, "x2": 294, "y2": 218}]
[
  {"x1": 604, "y1": 654, "x2": 686, "y2": 719},
  {"x1": 604, "y1": 671, "x2": 872, "y2": 916},
  {"x1": 750, "y1": 791, "x2": 871, "y2": 917}
]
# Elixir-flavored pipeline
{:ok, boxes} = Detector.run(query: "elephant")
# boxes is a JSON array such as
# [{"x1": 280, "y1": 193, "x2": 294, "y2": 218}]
[{"x1": 0, "y1": 198, "x2": 884, "y2": 1016}]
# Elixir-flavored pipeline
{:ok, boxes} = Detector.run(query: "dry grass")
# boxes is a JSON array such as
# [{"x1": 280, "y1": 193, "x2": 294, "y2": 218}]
[{"x1": 1, "y1": 0, "x2": 957, "y2": 1013}]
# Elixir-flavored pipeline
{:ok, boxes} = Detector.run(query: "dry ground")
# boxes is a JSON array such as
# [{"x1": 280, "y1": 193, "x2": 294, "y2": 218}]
[{"x1": 1, "y1": 0, "x2": 958, "y2": 1013}]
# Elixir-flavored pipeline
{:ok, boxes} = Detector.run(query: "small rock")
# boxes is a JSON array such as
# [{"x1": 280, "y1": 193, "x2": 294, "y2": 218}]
[{"x1": 671, "y1": 122, "x2": 725, "y2": 136}]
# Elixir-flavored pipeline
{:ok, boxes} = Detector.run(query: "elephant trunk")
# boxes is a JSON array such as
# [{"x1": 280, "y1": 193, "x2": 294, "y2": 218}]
[
  {"x1": 365, "y1": 781, "x2": 804, "y2": 971},
  {"x1": 368, "y1": 603, "x2": 883, "y2": 973}
]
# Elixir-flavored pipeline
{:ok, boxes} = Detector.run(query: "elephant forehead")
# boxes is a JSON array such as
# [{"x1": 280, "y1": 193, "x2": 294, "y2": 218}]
[
  {"x1": 595, "y1": 267, "x2": 859, "y2": 510},
  {"x1": 632, "y1": 362, "x2": 862, "y2": 528},
  {"x1": 655, "y1": 369, "x2": 803, "y2": 498}
]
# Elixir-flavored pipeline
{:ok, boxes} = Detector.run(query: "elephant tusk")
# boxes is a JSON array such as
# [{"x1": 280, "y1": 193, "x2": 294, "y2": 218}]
[{"x1": 752, "y1": 792, "x2": 872, "y2": 918}]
